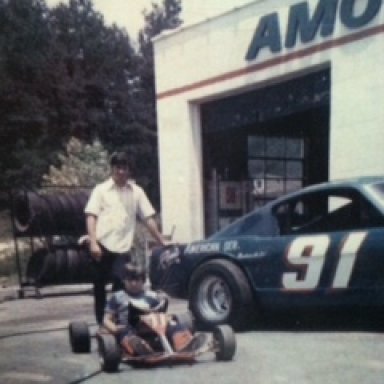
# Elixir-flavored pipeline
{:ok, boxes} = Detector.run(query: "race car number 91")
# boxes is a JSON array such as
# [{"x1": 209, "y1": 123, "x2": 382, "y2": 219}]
[{"x1": 282, "y1": 232, "x2": 367, "y2": 290}]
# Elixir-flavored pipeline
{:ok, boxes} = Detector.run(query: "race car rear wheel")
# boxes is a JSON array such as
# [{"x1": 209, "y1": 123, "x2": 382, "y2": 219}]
[
  {"x1": 97, "y1": 334, "x2": 121, "y2": 373},
  {"x1": 68, "y1": 321, "x2": 91, "y2": 353},
  {"x1": 188, "y1": 259, "x2": 253, "y2": 330},
  {"x1": 213, "y1": 324, "x2": 236, "y2": 361}
]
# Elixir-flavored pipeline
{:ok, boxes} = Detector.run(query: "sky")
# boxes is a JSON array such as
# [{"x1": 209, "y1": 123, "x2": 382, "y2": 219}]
[{"x1": 45, "y1": 0, "x2": 254, "y2": 37}]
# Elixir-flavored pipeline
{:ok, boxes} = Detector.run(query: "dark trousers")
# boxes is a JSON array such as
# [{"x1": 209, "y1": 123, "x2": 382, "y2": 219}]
[{"x1": 92, "y1": 245, "x2": 131, "y2": 325}]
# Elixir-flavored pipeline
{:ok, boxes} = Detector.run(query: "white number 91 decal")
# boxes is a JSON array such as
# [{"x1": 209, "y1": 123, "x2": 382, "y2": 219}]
[{"x1": 282, "y1": 232, "x2": 367, "y2": 290}]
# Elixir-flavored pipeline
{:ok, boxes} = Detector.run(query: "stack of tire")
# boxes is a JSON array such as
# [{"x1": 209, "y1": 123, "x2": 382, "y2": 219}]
[
  {"x1": 13, "y1": 189, "x2": 94, "y2": 286},
  {"x1": 13, "y1": 190, "x2": 90, "y2": 236},
  {"x1": 26, "y1": 246, "x2": 94, "y2": 286}
]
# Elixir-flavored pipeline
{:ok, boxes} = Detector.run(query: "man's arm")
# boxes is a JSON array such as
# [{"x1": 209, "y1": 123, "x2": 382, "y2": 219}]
[
  {"x1": 86, "y1": 214, "x2": 102, "y2": 261},
  {"x1": 144, "y1": 216, "x2": 167, "y2": 246},
  {"x1": 136, "y1": 187, "x2": 167, "y2": 246},
  {"x1": 103, "y1": 312, "x2": 125, "y2": 335}
]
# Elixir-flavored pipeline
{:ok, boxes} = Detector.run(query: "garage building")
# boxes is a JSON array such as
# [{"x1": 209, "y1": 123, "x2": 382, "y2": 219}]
[{"x1": 153, "y1": 0, "x2": 384, "y2": 242}]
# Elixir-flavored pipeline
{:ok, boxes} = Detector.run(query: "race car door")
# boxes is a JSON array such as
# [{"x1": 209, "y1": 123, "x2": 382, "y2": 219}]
[{"x1": 257, "y1": 188, "x2": 384, "y2": 308}]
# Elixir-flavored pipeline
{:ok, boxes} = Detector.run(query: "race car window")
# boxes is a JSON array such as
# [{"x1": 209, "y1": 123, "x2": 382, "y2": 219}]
[
  {"x1": 274, "y1": 189, "x2": 382, "y2": 235},
  {"x1": 367, "y1": 182, "x2": 384, "y2": 209}
]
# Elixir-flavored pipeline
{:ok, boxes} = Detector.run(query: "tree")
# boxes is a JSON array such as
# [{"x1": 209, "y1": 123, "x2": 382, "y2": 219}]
[
  {"x1": 135, "y1": 0, "x2": 183, "y2": 205},
  {"x1": 0, "y1": 0, "x2": 140, "y2": 190},
  {"x1": 47, "y1": 0, "x2": 140, "y2": 142},
  {"x1": 0, "y1": 0, "x2": 54, "y2": 188},
  {"x1": 138, "y1": 0, "x2": 183, "y2": 123},
  {"x1": 42, "y1": 136, "x2": 109, "y2": 187},
  {"x1": 0, "y1": 0, "x2": 184, "y2": 208}
]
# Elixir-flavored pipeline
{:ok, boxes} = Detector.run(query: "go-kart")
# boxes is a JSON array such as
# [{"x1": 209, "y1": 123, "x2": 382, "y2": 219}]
[{"x1": 68, "y1": 307, "x2": 236, "y2": 373}]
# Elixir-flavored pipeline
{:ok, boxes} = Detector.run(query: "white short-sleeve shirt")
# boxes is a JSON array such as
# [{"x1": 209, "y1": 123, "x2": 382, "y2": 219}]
[{"x1": 84, "y1": 178, "x2": 155, "y2": 253}]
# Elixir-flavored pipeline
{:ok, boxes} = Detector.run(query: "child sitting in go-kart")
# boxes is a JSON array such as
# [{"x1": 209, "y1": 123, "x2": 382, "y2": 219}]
[{"x1": 103, "y1": 263, "x2": 206, "y2": 357}]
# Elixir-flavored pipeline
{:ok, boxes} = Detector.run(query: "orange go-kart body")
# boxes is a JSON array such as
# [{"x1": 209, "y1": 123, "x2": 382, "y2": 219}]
[
  {"x1": 69, "y1": 310, "x2": 236, "y2": 373},
  {"x1": 98, "y1": 312, "x2": 209, "y2": 365}
]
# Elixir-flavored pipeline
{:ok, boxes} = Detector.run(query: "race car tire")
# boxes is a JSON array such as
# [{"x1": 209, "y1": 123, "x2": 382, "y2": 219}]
[
  {"x1": 97, "y1": 334, "x2": 121, "y2": 373},
  {"x1": 213, "y1": 324, "x2": 236, "y2": 361},
  {"x1": 188, "y1": 259, "x2": 253, "y2": 330},
  {"x1": 173, "y1": 311, "x2": 195, "y2": 333},
  {"x1": 68, "y1": 321, "x2": 91, "y2": 353}
]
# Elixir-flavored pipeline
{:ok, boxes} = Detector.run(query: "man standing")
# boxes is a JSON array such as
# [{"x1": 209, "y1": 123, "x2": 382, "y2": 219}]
[{"x1": 84, "y1": 151, "x2": 166, "y2": 324}]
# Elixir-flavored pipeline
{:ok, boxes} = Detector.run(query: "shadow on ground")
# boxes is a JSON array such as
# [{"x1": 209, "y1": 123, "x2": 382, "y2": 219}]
[{"x1": 246, "y1": 308, "x2": 384, "y2": 333}]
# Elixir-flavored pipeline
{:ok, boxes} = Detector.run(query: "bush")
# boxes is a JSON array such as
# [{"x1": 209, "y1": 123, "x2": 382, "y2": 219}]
[{"x1": 42, "y1": 137, "x2": 110, "y2": 187}]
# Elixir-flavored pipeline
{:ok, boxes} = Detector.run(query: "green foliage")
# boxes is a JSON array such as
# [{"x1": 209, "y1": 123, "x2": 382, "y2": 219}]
[
  {"x1": 0, "y1": 0, "x2": 183, "y2": 207},
  {"x1": 138, "y1": 0, "x2": 182, "y2": 104},
  {"x1": 42, "y1": 137, "x2": 109, "y2": 186},
  {"x1": 0, "y1": 0, "x2": 52, "y2": 189},
  {"x1": 134, "y1": 0, "x2": 183, "y2": 205},
  {"x1": 0, "y1": 0, "x2": 139, "y2": 189}
]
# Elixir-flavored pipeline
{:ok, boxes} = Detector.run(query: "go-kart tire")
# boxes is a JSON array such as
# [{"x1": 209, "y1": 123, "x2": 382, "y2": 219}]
[
  {"x1": 188, "y1": 259, "x2": 253, "y2": 330},
  {"x1": 213, "y1": 324, "x2": 236, "y2": 361},
  {"x1": 173, "y1": 311, "x2": 195, "y2": 332},
  {"x1": 97, "y1": 334, "x2": 121, "y2": 373},
  {"x1": 68, "y1": 321, "x2": 91, "y2": 353}
]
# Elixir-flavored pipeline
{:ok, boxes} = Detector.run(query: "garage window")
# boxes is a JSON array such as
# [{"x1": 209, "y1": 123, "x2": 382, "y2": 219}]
[{"x1": 248, "y1": 135, "x2": 305, "y2": 207}]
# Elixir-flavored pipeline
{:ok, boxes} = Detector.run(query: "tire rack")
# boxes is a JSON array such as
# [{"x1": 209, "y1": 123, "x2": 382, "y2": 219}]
[
  {"x1": 9, "y1": 187, "x2": 91, "y2": 298},
  {"x1": 9, "y1": 190, "x2": 36, "y2": 298}
]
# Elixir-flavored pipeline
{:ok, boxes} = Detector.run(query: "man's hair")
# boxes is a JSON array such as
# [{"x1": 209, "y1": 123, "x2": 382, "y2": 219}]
[
  {"x1": 123, "y1": 263, "x2": 146, "y2": 281},
  {"x1": 110, "y1": 151, "x2": 129, "y2": 167}
]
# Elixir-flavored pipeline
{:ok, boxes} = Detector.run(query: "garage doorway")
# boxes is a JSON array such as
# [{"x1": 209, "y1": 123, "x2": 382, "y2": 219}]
[{"x1": 201, "y1": 68, "x2": 330, "y2": 235}]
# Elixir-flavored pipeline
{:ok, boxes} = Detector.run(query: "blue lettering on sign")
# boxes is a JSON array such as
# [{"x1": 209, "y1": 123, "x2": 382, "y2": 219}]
[{"x1": 246, "y1": 0, "x2": 382, "y2": 61}]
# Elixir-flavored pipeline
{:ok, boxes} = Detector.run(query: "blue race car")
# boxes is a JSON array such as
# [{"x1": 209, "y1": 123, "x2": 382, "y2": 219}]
[{"x1": 150, "y1": 177, "x2": 384, "y2": 329}]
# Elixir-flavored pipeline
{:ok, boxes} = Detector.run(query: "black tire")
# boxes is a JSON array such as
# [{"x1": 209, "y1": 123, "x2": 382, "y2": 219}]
[
  {"x1": 54, "y1": 248, "x2": 68, "y2": 284},
  {"x1": 66, "y1": 248, "x2": 77, "y2": 283},
  {"x1": 26, "y1": 249, "x2": 48, "y2": 284},
  {"x1": 68, "y1": 321, "x2": 91, "y2": 353},
  {"x1": 79, "y1": 248, "x2": 93, "y2": 283},
  {"x1": 213, "y1": 324, "x2": 236, "y2": 361},
  {"x1": 188, "y1": 259, "x2": 253, "y2": 330},
  {"x1": 97, "y1": 334, "x2": 121, "y2": 373},
  {"x1": 173, "y1": 311, "x2": 195, "y2": 333},
  {"x1": 39, "y1": 251, "x2": 56, "y2": 285}
]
